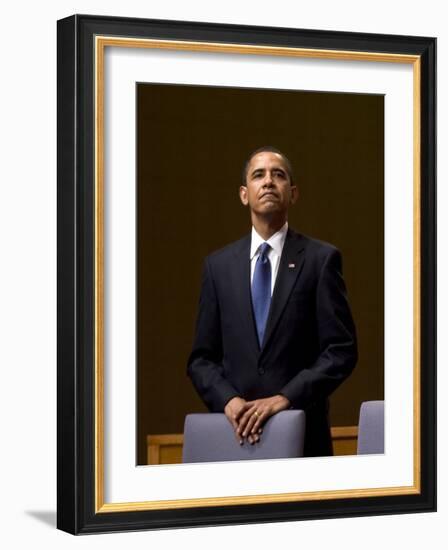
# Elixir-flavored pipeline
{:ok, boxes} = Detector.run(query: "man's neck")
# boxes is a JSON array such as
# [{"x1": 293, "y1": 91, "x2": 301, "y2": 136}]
[{"x1": 251, "y1": 215, "x2": 287, "y2": 241}]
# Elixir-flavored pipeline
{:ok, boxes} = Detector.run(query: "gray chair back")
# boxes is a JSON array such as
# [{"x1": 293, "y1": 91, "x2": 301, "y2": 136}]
[
  {"x1": 357, "y1": 400, "x2": 385, "y2": 454},
  {"x1": 182, "y1": 410, "x2": 306, "y2": 463}
]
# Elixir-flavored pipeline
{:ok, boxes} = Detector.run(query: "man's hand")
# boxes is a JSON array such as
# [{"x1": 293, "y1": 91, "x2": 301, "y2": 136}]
[
  {"x1": 237, "y1": 395, "x2": 291, "y2": 441},
  {"x1": 224, "y1": 397, "x2": 251, "y2": 444},
  {"x1": 224, "y1": 397, "x2": 261, "y2": 444}
]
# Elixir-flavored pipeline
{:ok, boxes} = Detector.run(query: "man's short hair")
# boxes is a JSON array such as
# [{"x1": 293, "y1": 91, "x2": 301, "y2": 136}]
[{"x1": 242, "y1": 146, "x2": 294, "y2": 186}]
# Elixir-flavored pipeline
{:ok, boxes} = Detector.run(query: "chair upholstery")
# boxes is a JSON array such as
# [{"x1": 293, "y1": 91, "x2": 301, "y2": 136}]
[
  {"x1": 182, "y1": 410, "x2": 306, "y2": 463},
  {"x1": 357, "y1": 400, "x2": 385, "y2": 455}
]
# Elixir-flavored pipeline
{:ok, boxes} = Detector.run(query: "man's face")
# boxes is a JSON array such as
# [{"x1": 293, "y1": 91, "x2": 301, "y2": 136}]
[{"x1": 239, "y1": 152, "x2": 298, "y2": 216}]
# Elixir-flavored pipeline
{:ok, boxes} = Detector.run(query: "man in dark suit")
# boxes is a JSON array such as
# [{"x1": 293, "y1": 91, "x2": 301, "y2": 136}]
[{"x1": 187, "y1": 146, "x2": 357, "y2": 457}]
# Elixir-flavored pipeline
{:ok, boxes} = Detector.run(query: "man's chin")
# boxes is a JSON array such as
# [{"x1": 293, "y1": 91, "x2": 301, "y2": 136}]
[{"x1": 257, "y1": 204, "x2": 281, "y2": 213}]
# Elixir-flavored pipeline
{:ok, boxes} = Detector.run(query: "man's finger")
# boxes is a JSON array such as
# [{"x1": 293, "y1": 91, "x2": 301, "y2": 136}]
[
  {"x1": 236, "y1": 406, "x2": 253, "y2": 433},
  {"x1": 234, "y1": 403, "x2": 251, "y2": 423},
  {"x1": 237, "y1": 405, "x2": 257, "y2": 435},
  {"x1": 242, "y1": 410, "x2": 259, "y2": 437},
  {"x1": 225, "y1": 411, "x2": 238, "y2": 431},
  {"x1": 251, "y1": 410, "x2": 269, "y2": 433},
  {"x1": 248, "y1": 432, "x2": 260, "y2": 444},
  {"x1": 226, "y1": 415, "x2": 243, "y2": 444},
  {"x1": 229, "y1": 419, "x2": 238, "y2": 433},
  {"x1": 224, "y1": 409, "x2": 244, "y2": 444},
  {"x1": 234, "y1": 421, "x2": 244, "y2": 443}
]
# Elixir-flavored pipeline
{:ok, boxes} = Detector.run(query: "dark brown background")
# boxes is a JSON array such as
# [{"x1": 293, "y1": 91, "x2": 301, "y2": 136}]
[{"x1": 136, "y1": 83, "x2": 384, "y2": 465}]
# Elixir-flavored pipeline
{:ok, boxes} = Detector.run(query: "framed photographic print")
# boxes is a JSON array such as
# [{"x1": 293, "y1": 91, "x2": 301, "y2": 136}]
[{"x1": 57, "y1": 14, "x2": 436, "y2": 534}]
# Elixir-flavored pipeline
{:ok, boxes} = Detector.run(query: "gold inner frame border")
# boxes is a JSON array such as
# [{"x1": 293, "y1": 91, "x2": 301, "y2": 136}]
[{"x1": 94, "y1": 35, "x2": 421, "y2": 513}]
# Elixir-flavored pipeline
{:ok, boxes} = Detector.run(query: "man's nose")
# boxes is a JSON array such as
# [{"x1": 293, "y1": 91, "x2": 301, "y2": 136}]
[{"x1": 263, "y1": 172, "x2": 274, "y2": 185}]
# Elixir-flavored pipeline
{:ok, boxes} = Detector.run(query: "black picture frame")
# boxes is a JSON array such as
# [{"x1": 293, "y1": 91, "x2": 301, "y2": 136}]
[{"x1": 57, "y1": 14, "x2": 436, "y2": 535}]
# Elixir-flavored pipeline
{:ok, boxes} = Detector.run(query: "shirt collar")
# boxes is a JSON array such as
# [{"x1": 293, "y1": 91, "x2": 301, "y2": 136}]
[{"x1": 250, "y1": 222, "x2": 288, "y2": 260}]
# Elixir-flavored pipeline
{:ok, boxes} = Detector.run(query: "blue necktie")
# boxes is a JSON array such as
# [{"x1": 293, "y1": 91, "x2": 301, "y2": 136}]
[{"x1": 252, "y1": 242, "x2": 271, "y2": 346}]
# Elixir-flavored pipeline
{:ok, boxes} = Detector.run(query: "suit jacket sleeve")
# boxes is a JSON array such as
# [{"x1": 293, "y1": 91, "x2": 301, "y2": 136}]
[
  {"x1": 187, "y1": 257, "x2": 240, "y2": 411},
  {"x1": 279, "y1": 247, "x2": 358, "y2": 409}
]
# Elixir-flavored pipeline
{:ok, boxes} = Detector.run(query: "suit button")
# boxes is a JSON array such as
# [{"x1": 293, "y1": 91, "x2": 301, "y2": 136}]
[{"x1": 258, "y1": 367, "x2": 265, "y2": 375}]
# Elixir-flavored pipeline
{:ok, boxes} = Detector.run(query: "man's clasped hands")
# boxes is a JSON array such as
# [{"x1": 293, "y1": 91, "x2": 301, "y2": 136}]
[{"x1": 223, "y1": 394, "x2": 290, "y2": 445}]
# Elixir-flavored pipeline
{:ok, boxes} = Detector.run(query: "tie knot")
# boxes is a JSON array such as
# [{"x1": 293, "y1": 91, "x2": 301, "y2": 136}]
[{"x1": 259, "y1": 242, "x2": 270, "y2": 259}]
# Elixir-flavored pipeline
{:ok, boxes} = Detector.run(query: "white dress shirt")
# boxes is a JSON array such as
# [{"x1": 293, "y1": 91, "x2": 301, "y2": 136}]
[{"x1": 250, "y1": 222, "x2": 288, "y2": 296}]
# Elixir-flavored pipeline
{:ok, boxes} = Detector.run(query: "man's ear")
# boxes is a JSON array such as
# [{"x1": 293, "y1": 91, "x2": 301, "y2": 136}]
[
  {"x1": 290, "y1": 185, "x2": 299, "y2": 205},
  {"x1": 239, "y1": 185, "x2": 249, "y2": 206}
]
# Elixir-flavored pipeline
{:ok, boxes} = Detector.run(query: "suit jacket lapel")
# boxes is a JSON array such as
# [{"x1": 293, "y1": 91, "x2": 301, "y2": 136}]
[
  {"x1": 260, "y1": 229, "x2": 306, "y2": 355},
  {"x1": 232, "y1": 235, "x2": 260, "y2": 356}
]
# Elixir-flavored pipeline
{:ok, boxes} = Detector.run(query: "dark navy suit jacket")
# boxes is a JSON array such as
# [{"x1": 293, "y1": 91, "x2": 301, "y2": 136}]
[{"x1": 187, "y1": 228, "x2": 358, "y2": 456}]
